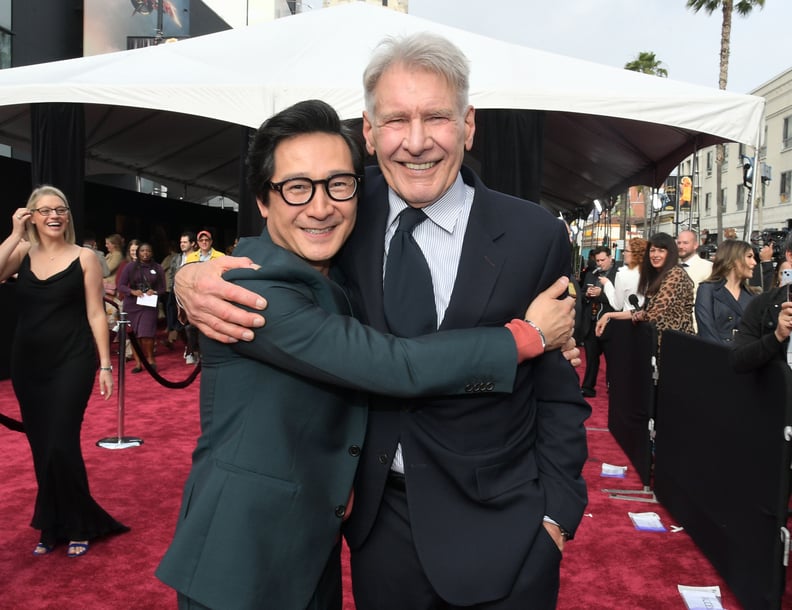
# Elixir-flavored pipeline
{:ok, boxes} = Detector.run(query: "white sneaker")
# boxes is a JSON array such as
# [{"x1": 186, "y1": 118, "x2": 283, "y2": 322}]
[{"x1": 185, "y1": 354, "x2": 196, "y2": 365}]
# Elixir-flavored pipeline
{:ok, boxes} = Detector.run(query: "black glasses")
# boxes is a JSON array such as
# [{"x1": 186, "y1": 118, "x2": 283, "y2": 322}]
[
  {"x1": 34, "y1": 206, "x2": 70, "y2": 217},
  {"x1": 269, "y1": 173, "x2": 362, "y2": 206}
]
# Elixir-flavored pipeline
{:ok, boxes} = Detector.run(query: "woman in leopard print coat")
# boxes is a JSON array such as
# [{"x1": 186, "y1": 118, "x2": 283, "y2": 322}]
[{"x1": 633, "y1": 232, "x2": 695, "y2": 346}]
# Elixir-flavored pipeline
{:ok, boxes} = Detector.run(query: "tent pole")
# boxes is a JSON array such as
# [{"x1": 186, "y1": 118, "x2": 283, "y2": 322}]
[{"x1": 743, "y1": 114, "x2": 765, "y2": 240}]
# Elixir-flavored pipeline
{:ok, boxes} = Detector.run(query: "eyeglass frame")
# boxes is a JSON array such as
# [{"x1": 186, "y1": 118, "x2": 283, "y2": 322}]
[
  {"x1": 33, "y1": 206, "x2": 70, "y2": 217},
  {"x1": 268, "y1": 173, "x2": 363, "y2": 206}
]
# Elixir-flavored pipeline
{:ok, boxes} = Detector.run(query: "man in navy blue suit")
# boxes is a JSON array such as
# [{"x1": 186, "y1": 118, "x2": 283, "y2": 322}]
[{"x1": 176, "y1": 33, "x2": 589, "y2": 610}]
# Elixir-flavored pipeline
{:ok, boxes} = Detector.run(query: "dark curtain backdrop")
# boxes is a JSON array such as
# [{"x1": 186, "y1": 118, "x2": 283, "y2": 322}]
[
  {"x1": 30, "y1": 102, "x2": 86, "y2": 242},
  {"x1": 236, "y1": 125, "x2": 261, "y2": 238},
  {"x1": 471, "y1": 109, "x2": 544, "y2": 204}
]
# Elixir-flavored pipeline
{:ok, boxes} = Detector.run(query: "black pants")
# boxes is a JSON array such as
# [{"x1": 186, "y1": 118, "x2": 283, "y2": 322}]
[
  {"x1": 581, "y1": 322, "x2": 604, "y2": 392},
  {"x1": 351, "y1": 478, "x2": 559, "y2": 610}
]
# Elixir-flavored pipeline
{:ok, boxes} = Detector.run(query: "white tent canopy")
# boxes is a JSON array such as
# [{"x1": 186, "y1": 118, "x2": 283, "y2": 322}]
[{"x1": 0, "y1": 3, "x2": 765, "y2": 213}]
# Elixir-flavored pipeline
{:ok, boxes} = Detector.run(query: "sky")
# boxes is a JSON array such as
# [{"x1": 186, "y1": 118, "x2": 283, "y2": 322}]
[
  {"x1": 404, "y1": 0, "x2": 788, "y2": 94},
  {"x1": 204, "y1": 0, "x2": 790, "y2": 95}
]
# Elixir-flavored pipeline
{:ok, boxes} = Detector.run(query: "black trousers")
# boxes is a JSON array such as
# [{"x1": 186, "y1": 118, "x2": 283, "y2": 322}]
[
  {"x1": 350, "y1": 477, "x2": 560, "y2": 610},
  {"x1": 581, "y1": 321, "x2": 604, "y2": 391}
]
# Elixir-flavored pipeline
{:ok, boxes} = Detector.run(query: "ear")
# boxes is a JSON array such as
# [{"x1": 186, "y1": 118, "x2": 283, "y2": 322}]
[
  {"x1": 256, "y1": 197, "x2": 268, "y2": 219},
  {"x1": 362, "y1": 111, "x2": 376, "y2": 156},
  {"x1": 463, "y1": 105, "x2": 476, "y2": 152}
]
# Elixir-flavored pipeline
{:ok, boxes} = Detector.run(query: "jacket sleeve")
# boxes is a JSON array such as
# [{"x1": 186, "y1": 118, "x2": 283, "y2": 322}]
[
  {"x1": 695, "y1": 283, "x2": 719, "y2": 343},
  {"x1": 226, "y1": 275, "x2": 519, "y2": 399},
  {"x1": 533, "y1": 223, "x2": 591, "y2": 536},
  {"x1": 731, "y1": 291, "x2": 786, "y2": 372}
]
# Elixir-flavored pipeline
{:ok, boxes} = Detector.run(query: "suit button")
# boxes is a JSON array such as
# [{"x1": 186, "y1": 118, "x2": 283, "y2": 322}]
[
  {"x1": 334, "y1": 505, "x2": 346, "y2": 518},
  {"x1": 464, "y1": 383, "x2": 473, "y2": 392},
  {"x1": 485, "y1": 382, "x2": 495, "y2": 391},
  {"x1": 378, "y1": 454, "x2": 389, "y2": 464},
  {"x1": 475, "y1": 382, "x2": 483, "y2": 392},
  {"x1": 349, "y1": 445, "x2": 361, "y2": 457}
]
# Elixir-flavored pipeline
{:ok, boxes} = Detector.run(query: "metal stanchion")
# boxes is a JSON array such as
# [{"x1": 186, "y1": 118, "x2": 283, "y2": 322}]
[{"x1": 97, "y1": 308, "x2": 144, "y2": 449}]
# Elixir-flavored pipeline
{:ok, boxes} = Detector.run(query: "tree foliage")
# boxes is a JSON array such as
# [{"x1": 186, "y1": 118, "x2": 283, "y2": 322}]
[
  {"x1": 685, "y1": 0, "x2": 765, "y2": 241},
  {"x1": 624, "y1": 51, "x2": 668, "y2": 78}
]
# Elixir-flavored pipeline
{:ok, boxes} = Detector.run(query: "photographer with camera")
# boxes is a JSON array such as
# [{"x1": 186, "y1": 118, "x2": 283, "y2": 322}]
[
  {"x1": 748, "y1": 228, "x2": 785, "y2": 291},
  {"x1": 579, "y1": 246, "x2": 618, "y2": 397}
]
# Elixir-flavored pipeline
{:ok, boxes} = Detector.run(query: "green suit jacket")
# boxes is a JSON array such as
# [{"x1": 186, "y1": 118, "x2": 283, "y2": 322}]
[{"x1": 156, "y1": 230, "x2": 518, "y2": 609}]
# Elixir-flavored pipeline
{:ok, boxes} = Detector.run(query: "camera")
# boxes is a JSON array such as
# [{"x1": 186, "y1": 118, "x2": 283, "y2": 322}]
[{"x1": 750, "y1": 228, "x2": 789, "y2": 262}]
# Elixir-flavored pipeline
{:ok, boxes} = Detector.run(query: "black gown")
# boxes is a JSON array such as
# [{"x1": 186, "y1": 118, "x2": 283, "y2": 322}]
[{"x1": 11, "y1": 255, "x2": 129, "y2": 545}]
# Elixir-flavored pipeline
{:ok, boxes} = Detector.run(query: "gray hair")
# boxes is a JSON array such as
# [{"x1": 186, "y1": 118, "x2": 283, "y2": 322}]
[{"x1": 363, "y1": 32, "x2": 471, "y2": 117}]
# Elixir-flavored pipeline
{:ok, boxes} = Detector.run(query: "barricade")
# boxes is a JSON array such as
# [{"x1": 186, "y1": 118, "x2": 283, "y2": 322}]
[
  {"x1": 603, "y1": 319, "x2": 658, "y2": 494},
  {"x1": 654, "y1": 331, "x2": 792, "y2": 610}
]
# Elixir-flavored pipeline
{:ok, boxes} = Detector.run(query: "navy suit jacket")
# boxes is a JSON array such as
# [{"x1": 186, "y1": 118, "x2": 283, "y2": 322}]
[
  {"x1": 695, "y1": 279, "x2": 755, "y2": 345},
  {"x1": 341, "y1": 166, "x2": 590, "y2": 605},
  {"x1": 156, "y1": 230, "x2": 520, "y2": 610}
]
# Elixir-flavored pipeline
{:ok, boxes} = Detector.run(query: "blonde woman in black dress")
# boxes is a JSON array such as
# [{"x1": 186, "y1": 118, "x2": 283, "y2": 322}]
[{"x1": 0, "y1": 185, "x2": 128, "y2": 557}]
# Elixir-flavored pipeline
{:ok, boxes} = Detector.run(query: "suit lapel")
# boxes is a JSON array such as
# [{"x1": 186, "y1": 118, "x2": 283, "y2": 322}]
[
  {"x1": 713, "y1": 282, "x2": 743, "y2": 315},
  {"x1": 344, "y1": 166, "x2": 509, "y2": 332},
  {"x1": 340, "y1": 168, "x2": 390, "y2": 331},
  {"x1": 440, "y1": 169, "x2": 506, "y2": 331}
]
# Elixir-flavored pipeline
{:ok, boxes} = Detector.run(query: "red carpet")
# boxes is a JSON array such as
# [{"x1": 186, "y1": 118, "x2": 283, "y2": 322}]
[{"x1": 0, "y1": 339, "x2": 788, "y2": 609}]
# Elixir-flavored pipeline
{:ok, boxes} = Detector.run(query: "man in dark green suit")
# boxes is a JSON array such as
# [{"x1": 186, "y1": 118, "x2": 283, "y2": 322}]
[{"x1": 157, "y1": 100, "x2": 571, "y2": 609}]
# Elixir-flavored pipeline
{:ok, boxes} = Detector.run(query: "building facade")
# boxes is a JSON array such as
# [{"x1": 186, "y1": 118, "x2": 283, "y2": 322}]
[{"x1": 652, "y1": 68, "x2": 792, "y2": 244}]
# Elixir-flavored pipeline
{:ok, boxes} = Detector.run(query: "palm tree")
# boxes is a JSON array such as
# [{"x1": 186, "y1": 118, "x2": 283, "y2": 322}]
[
  {"x1": 624, "y1": 52, "x2": 668, "y2": 78},
  {"x1": 624, "y1": 52, "x2": 668, "y2": 235},
  {"x1": 686, "y1": 0, "x2": 765, "y2": 243}
]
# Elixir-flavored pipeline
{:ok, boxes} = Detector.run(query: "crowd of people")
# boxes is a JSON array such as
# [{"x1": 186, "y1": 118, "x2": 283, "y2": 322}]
[
  {"x1": 581, "y1": 226, "x2": 792, "y2": 390},
  {"x1": 93, "y1": 229, "x2": 231, "y2": 368}
]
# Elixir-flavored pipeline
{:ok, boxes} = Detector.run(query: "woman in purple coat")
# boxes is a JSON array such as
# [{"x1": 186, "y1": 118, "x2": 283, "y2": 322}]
[{"x1": 117, "y1": 242, "x2": 165, "y2": 372}]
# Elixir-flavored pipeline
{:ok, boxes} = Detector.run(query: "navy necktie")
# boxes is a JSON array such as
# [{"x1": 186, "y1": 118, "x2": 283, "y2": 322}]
[{"x1": 384, "y1": 207, "x2": 437, "y2": 337}]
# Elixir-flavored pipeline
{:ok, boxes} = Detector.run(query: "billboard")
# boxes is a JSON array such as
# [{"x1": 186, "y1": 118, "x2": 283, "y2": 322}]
[
  {"x1": 679, "y1": 175, "x2": 692, "y2": 211},
  {"x1": 85, "y1": 0, "x2": 189, "y2": 56}
]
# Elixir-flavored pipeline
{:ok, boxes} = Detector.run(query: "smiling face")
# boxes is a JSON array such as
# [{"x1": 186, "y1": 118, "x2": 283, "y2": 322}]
[
  {"x1": 30, "y1": 194, "x2": 69, "y2": 238},
  {"x1": 363, "y1": 64, "x2": 475, "y2": 209},
  {"x1": 649, "y1": 246, "x2": 668, "y2": 269},
  {"x1": 259, "y1": 132, "x2": 357, "y2": 275}
]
